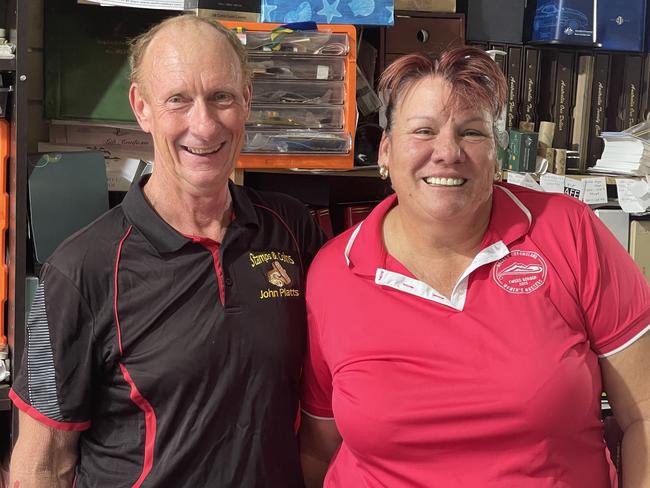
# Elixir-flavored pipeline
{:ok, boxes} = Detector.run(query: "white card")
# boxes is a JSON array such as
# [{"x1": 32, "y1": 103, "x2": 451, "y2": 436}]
[
  {"x1": 582, "y1": 177, "x2": 609, "y2": 205},
  {"x1": 539, "y1": 173, "x2": 566, "y2": 193}
]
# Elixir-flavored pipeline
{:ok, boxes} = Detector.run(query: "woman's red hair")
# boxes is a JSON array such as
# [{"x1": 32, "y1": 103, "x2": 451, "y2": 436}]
[{"x1": 378, "y1": 46, "x2": 508, "y2": 132}]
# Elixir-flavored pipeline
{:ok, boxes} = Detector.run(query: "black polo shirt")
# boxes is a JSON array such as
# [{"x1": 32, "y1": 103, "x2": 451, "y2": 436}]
[{"x1": 11, "y1": 176, "x2": 325, "y2": 487}]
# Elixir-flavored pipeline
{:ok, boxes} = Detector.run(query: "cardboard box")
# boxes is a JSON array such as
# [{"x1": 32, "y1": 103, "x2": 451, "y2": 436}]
[{"x1": 395, "y1": 0, "x2": 455, "y2": 12}]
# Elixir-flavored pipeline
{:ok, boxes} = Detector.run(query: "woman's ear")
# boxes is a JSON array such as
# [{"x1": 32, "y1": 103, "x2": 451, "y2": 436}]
[{"x1": 378, "y1": 132, "x2": 391, "y2": 169}]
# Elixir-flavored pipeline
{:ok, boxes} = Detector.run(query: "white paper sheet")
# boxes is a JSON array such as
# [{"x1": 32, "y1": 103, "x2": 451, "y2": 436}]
[
  {"x1": 616, "y1": 178, "x2": 650, "y2": 213},
  {"x1": 80, "y1": 0, "x2": 184, "y2": 10},
  {"x1": 582, "y1": 177, "x2": 609, "y2": 205},
  {"x1": 539, "y1": 173, "x2": 566, "y2": 193}
]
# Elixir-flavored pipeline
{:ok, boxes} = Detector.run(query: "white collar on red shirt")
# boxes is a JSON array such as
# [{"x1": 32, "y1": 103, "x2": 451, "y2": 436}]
[{"x1": 343, "y1": 184, "x2": 533, "y2": 311}]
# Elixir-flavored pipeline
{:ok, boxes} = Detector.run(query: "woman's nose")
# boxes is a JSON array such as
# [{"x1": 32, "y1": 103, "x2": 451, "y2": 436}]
[{"x1": 432, "y1": 131, "x2": 463, "y2": 163}]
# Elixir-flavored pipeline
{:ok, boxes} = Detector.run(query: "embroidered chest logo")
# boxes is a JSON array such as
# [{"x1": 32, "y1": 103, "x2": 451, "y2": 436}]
[
  {"x1": 493, "y1": 250, "x2": 547, "y2": 294},
  {"x1": 249, "y1": 251, "x2": 301, "y2": 299},
  {"x1": 267, "y1": 260, "x2": 292, "y2": 287}
]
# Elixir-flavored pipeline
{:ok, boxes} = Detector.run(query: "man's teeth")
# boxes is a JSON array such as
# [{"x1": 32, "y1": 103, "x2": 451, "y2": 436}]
[
  {"x1": 424, "y1": 177, "x2": 465, "y2": 186},
  {"x1": 186, "y1": 145, "x2": 220, "y2": 155}
]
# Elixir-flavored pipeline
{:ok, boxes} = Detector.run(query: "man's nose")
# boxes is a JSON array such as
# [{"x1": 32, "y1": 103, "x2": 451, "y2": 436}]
[{"x1": 189, "y1": 101, "x2": 222, "y2": 136}]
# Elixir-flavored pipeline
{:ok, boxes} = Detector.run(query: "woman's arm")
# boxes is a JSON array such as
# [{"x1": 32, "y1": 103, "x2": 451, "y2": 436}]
[
  {"x1": 300, "y1": 413, "x2": 342, "y2": 488},
  {"x1": 600, "y1": 331, "x2": 650, "y2": 488}
]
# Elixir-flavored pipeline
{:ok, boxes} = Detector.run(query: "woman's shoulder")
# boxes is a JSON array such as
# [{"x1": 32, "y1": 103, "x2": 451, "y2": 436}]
[{"x1": 496, "y1": 181, "x2": 589, "y2": 219}]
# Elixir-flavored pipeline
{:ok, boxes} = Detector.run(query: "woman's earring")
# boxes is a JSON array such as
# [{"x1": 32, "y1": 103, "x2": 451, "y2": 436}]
[
  {"x1": 379, "y1": 165, "x2": 389, "y2": 180},
  {"x1": 494, "y1": 169, "x2": 503, "y2": 181}
]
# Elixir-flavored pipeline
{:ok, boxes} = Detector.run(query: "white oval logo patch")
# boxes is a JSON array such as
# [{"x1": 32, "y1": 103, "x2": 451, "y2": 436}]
[{"x1": 493, "y1": 250, "x2": 547, "y2": 294}]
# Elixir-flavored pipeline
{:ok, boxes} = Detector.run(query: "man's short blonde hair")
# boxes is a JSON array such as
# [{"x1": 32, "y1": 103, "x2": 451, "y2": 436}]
[{"x1": 128, "y1": 14, "x2": 251, "y2": 87}]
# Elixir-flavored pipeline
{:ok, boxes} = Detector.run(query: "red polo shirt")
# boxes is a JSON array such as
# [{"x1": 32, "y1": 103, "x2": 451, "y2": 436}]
[{"x1": 302, "y1": 183, "x2": 650, "y2": 488}]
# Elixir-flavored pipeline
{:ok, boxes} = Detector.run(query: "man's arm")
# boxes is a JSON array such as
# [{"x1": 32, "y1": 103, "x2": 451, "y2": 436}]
[
  {"x1": 9, "y1": 411, "x2": 80, "y2": 488},
  {"x1": 300, "y1": 413, "x2": 342, "y2": 488},
  {"x1": 600, "y1": 331, "x2": 650, "y2": 488}
]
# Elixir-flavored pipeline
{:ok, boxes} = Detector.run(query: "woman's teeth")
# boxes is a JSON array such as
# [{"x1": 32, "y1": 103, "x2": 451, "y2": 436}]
[{"x1": 424, "y1": 177, "x2": 465, "y2": 186}]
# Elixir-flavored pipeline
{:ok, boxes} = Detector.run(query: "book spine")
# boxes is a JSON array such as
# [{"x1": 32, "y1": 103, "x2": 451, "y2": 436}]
[
  {"x1": 521, "y1": 46, "x2": 540, "y2": 126},
  {"x1": 640, "y1": 52, "x2": 650, "y2": 123},
  {"x1": 537, "y1": 48, "x2": 558, "y2": 131},
  {"x1": 506, "y1": 44, "x2": 523, "y2": 130},
  {"x1": 587, "y1": 53, "x2": 611, "y2": 167},
  {"x1": 552, "y1": 51, "x2": 577, "y2": 150}
]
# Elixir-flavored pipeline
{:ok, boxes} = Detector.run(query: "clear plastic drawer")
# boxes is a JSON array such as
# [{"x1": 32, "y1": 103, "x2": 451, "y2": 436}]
[
  {"x1": 247, "y1": 105, "x2": 344, "y2": 129},
  {"x1": 243, "y1": 130, "x2": 352, "y2": 154},
  {"x1": 252, "y1": 80, "x2": 345, "y2": 105},
  {"x1": 249, "y1": 55, "x2": 345, "y2": 81},
  {"x1": 242, "y1": 31, "x2": 349, "y2": 55}
]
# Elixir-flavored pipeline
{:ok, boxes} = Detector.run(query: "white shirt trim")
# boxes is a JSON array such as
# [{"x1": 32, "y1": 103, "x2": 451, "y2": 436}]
[
  {"x1": 598, "y1": 323, "x2": 650, "y2": 358},
  {"x1": 375, "y1": 241, "x2": 510, "y2": 311},
  {"x1": 301, "y1": 408, "x2": 336, "y2": 421},
  {"x1": 344, "y1": 222, "x2": 363, "y2": 266}
]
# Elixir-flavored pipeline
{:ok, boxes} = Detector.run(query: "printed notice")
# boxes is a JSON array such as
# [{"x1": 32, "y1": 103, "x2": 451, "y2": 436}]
[
  {"x1": 582, "y1": 177, "x2": 608, "y2": 205},
  {"x1": 539, "y1": 173, "x2": 566, "y2": 193},
  {"x1": 564, "y1": 178, "x2": 585, "y2": 201}
]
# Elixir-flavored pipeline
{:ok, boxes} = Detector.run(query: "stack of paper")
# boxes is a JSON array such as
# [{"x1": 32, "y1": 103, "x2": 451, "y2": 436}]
[{"x1": 591, "y1": 121, "x2": 650, "y2": 176}]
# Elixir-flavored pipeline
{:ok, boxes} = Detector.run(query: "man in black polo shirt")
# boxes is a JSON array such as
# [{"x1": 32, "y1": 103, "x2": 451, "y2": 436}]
[{"x1": 10, "y1": 15, "x2": 325, "y2": 487}]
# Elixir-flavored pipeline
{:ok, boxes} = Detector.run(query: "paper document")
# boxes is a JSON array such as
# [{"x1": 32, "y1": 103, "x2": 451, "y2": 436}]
[
  {"x1": 582, "y1": 178, "x2": 608, "y2": 205},
  {"x1": 506, "y1": 172, "x2": 543, "y2": 191},
  {"x1": 539, "y1": 173, "x2": 566, "y2": 193},
  {"x1": 615, "y1": 179, "x2": 650, "y2": 213}
]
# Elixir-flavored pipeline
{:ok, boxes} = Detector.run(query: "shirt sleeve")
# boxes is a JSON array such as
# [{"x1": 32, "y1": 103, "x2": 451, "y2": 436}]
[
  {"x1": 301, "y1": 286, "x2": 334, "y2": 419},
  {"x1": 576, "y1": 207, "x2": 650, "y2": 356},
  {"x1": 10, "y1": 262, "x2": 95, "y2": 431}
]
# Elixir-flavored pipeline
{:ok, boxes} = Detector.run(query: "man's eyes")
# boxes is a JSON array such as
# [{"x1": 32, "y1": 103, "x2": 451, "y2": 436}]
[
  {"x1": 165, "y1": 93, "x2": 235, "y2": 105},
  {"x1": 212, "y1": 92, "x2": 235, "y2": 104}
]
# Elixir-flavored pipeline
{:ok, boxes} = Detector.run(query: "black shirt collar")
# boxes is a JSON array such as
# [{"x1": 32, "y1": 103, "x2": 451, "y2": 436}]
[{"x1": 122, "y1": 175, "x2": 259, "y2": 254}]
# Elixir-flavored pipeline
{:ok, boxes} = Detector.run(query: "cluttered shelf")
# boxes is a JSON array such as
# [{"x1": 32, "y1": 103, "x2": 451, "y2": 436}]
[{"x1": 502, "y1": 170, "x2": 627, "y2": 186}]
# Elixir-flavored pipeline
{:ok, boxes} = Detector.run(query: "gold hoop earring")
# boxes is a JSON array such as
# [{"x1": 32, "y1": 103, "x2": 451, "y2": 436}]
[
  {"x1": 494, "y1": 170, "x2": 503, "y2": 181},
  {"x1": 379, "y1": 166, "x2": 389, "y2": 180}
]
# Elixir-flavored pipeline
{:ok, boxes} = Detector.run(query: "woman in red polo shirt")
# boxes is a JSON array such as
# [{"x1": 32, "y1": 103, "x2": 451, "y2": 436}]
[{"x1": 299, "y1": 46, "x2": 650, "y2": 488}]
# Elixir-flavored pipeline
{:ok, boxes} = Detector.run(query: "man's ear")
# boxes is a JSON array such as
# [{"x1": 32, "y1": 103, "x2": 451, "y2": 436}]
[
  {"x1": 129, "y1": 83, "x2": 152, "y2": 133},
  {"x1": 243, "y1": 82, "x2": 252, "y2": 118},
  {"x1": 378, "y1": 132, "x2": 391, "y2": 168}
]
